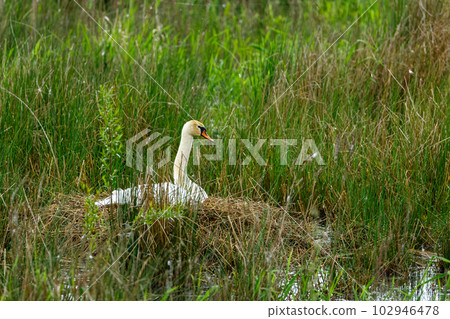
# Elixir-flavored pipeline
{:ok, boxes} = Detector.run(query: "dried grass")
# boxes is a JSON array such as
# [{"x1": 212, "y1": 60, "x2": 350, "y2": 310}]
[
  {"x1": 40, "y1": 194, "x2": 313, "y2": 262},
  {"x1": 197, "y1": 196, "x2": 310, "y2": 255}
]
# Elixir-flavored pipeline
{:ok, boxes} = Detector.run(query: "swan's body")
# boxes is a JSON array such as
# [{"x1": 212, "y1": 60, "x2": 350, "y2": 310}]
[
  {"x1": 93, "y1": 182, "x2": 203, "y2": 207},
  {"x1": 95, "y1": 120, "x2": 213, "y2": 207}
]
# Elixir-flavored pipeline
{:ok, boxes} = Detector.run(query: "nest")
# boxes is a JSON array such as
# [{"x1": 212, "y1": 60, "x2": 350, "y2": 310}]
[
  {"x1": 41, "y1": 193, "x2": 108, "y2": 252},
  {"x1": 199, "y1": 197, "x2": 308, "y2": 245},
  {"x1": 40, "y1": 193, "x2": 312, "y2": 261},
  {"x1": 193, "y1": 196, "x2": 311, "y2": 266}
]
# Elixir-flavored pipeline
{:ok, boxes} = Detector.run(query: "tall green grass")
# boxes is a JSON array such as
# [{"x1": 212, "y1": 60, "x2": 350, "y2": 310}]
[{"x1": 0, "y1": 0, "x2": 448, "y2": 300}]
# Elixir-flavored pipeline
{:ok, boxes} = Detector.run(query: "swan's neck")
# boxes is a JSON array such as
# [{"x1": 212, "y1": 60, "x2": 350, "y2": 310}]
[{"x1": 174, "y1": 129, "x2": 193, "y2": 186}]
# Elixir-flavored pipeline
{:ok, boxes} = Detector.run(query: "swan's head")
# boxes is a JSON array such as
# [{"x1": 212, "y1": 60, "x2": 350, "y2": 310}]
[{"x1": 183, "y1": 120, "x2": 214, "y2": 142}]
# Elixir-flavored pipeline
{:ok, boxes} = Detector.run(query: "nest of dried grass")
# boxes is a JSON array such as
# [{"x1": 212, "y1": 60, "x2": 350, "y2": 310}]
[
  {"x1": 41, "y1": 193, "x2": 313, "y2": 262},
  {"x1": 41, "y1": 193, "x2": 110, "y2": 252},
  {"x1": 198, "y1": 196, "x2": 310, "y2": 251}
]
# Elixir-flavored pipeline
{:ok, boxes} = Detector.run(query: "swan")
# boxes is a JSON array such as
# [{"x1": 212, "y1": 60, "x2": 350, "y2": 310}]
[{"x1": 95, "y1": 120, "x2": 214, "y2": 207}]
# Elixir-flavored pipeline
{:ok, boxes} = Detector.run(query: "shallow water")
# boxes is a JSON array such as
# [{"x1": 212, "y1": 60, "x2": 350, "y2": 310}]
[
  {"x1": 301, "y1": 224, "x2": 450, "y2": 301},
  {"x1": 370, "y1": 256, "x2": 449, "y2": 301}
]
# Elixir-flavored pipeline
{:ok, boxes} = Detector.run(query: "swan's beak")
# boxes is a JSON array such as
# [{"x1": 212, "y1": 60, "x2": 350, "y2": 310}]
[{"x1": 201, "y1": 131, "x2": 214, "y2": 142}]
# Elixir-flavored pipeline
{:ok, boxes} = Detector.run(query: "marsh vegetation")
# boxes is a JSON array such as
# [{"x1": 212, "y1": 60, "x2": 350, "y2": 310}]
[{"x1": 0, "y1": 0, "x2": 449, "y2": 300}]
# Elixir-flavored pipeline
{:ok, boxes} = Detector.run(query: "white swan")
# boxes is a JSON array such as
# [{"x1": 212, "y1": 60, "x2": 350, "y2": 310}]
[{"x1": 95, "y1": 120, "x2": 214, "y2": 207}]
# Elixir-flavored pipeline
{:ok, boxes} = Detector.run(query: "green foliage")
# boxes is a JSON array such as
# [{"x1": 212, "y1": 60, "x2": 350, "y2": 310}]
[
  {"x1": 0, "y1": 0, "x2": 448, "y2": 300},
  {"x1": 84, "y1": 196, "x2": 104, "y2": 246},
  {"x1": 98, "y1": 85, "x2": 123, "y2": 190},
  {"x1": 133, "y1": 203, "x2": 183, "y2": 225}
]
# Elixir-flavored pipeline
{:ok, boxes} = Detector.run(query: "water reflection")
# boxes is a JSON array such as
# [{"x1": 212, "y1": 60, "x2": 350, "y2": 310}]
[
  {"x1": 371, "y1": 256, "x2": 449, "y2": 301},
  {"x1": 284, "y1": 224, "x2": 449, "y2": 301}
]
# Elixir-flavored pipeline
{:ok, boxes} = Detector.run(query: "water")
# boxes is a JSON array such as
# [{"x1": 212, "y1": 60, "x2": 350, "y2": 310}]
[
  {"x1": 371, "y1": 256, "x2": 449, "y2": 301},
  {"x1": 288, "y1": 224, "x2": 450, "y2": 301}
]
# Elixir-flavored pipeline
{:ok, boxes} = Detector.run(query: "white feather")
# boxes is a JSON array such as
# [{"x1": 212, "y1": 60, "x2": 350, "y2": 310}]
[
  {"x1": 95, "y1": 120, "x2": 211, "y2": 208},
  {"x1": 94, "y1": 182, "x2": 207, "y2": 207}
]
